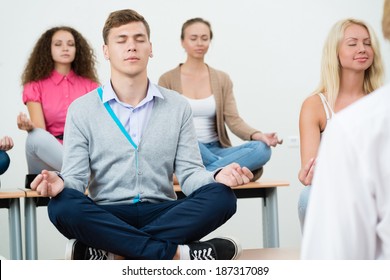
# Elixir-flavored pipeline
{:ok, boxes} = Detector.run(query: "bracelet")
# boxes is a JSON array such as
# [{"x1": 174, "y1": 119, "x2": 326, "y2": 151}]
[{"x1": 54, "y1": 171, "x2": 64, "y2": 181}]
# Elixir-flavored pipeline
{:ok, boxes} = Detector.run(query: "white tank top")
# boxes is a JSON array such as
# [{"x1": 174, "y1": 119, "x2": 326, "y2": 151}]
[
  {"x1": 318, "y1": 93, "x2": 335, "y2": 135},
  {"x1": 184, "y1": 95, "x2": 219, "y2": 143}
]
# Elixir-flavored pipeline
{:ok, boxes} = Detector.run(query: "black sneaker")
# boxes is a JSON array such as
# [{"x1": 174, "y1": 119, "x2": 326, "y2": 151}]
[
  {"x1": 188, "y1": 237, "x2": 242, "y2": 260},
  {"x1": 65, "y1": 239, "x2": 110, "y2": 260}
]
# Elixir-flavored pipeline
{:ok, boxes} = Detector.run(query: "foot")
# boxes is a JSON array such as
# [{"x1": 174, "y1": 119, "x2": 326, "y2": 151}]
[
  {"x1": 65, "y1": 239, "x2": 111, "y2": 260},
  {"x1": 188, "y1": 237, "x2": 242, "y2": 260},
  {"x1": 251, "y1": 167, "x2": 264, "y2": 182}
]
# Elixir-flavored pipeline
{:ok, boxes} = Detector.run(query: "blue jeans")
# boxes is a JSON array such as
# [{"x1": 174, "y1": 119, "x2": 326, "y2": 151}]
[
  {"x1": 48, "y1": 183, "x2": 237, "y2": 260},
  {"x1": 198, "y1": 140, "x2": 271, "y2": 172},
  {"x1": 0, "y1": 150, "x2": 10, "y2": 176},
  {"x1": 298, "y1": 186, "x2": 311, "y2": 232}
]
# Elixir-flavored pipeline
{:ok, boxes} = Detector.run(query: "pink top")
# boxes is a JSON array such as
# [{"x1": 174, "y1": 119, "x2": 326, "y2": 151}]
[{"x1": 23, "y1": 70, "x2": 99, "y2": 140}]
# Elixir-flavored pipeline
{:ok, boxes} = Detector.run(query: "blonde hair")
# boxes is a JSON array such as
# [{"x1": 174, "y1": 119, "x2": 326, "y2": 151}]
[
  {"x1": 383, "y1": 0, "x2": 390, "y2": 40},
  {"x1": 313, "y1": 18, "x2": 384, "y2": 109}
]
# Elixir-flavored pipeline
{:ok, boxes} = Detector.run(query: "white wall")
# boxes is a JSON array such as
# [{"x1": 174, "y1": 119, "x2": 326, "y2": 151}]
[{"x1": 0, "y1": 0, "x2": 388, "y2": 259}]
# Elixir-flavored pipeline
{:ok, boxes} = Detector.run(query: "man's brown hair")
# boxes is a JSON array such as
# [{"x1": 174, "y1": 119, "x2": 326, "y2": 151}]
[{"x1": 102, "y1": 9, "x2": 151, "y2": 44}]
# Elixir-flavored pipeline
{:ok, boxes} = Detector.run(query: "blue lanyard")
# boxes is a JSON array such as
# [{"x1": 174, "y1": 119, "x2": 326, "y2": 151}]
[
  {"x1": 97, "y1": 87, "x2": 138, "y2": 150},
  {"x1": 97, "y1": 87, "x2": 141, "y2": 203}
]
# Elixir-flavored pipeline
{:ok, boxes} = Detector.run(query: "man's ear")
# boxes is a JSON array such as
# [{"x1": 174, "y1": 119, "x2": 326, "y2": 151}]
[{"x1": 103, "y1": 44, "x2": 109, "y2": 60}]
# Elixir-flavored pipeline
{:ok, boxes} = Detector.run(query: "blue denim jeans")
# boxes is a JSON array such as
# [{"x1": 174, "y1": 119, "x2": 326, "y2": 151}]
[
  {"x1": 298, "y1": 186, "x2": 311, "y2": 232},
  {"x1": 0, "y1": 150, "x2": 10, "y2": 175},
  {"x1": 198, "y1": 140, "x2": 271, "y2": 172}
]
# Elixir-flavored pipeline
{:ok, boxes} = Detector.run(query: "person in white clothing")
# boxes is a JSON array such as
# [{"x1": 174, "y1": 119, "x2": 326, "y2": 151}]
[
  {"x1": 297, "y1": 17, "x2": 384, "y2": 230},
  {"x1": 301, "y1": 0, "x2": 390, "y2": 259}
]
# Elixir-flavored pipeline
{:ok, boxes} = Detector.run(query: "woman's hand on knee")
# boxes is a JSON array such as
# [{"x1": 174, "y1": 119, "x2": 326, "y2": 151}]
[
  {"x1": 298, "y1": 158, "x2": 316, "y2": 186},
  {"x1": 0, "y1": 136, "x2": 14, "y2": 151},
  {"x1": 251, "y1": 132, "x2": 283, "y2": 147},
  {"x1": 17, "y1": 112, "x2": 35, "y2": 132}
]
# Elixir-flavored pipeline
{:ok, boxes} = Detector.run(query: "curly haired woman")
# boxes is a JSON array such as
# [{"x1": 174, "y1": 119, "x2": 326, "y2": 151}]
[{"x1": 17, "y1": 26, "x2": 99, "y2": 173}]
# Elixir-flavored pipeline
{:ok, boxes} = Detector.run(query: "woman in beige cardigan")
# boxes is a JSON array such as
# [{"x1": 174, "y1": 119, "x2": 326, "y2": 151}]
[{"x1": 159, "y1": 18, "x2": 282, "y2": 181}]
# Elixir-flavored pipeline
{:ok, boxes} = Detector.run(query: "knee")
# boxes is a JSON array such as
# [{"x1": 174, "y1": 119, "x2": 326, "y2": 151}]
[
  {"x1": 254, "y1": 141, "x2": 272, "y2": 162},
  {"x1": 48, "y1": 188, "x2": 86, "y2": 226},
  {"x1": 203, "y1": 183, "x2": 237, "y2": 215},
  {"x1": 218, "y1": 184, "x2": 237, "y2": 212},
  {"x1": 0, "y1": 151, "x2": 10, "y2": 175},
  {"x1": 26, "y1": 128, "x2": 45, "y2": 151},
  {"x1": 27, "y1": 128, "x2": 45, "y2": 141}
]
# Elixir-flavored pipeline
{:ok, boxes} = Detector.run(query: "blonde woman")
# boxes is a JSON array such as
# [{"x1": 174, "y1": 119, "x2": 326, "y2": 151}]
[
  {"x1": 298, "y1": 18, "x2": 384, "y2": 230},
  {"x1": 302, "y1": 0, "x2": 390, "y2": 259}
]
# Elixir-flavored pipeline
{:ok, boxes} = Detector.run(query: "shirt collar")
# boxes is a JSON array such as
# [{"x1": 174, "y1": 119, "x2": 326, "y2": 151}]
[
  {"x1": 50, "y1": 69, "x2": 76, "y2": 85},
  {"x1": 101, "y1": 79, "x2": 164, "y2": 108}
]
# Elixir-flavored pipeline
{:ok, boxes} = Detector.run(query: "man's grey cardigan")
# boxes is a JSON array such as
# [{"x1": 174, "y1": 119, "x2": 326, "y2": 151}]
[{"x1": 61, "y1": 85, "x2": 216, "y2": 205}]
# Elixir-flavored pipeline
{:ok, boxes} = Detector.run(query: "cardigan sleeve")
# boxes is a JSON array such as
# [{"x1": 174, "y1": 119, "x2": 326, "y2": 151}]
[
  {"x1": 217, "y1": 71, "x2": 260, "y2": 141},
  {"x1": 61, "y1": 101, "x2": 91, "y2": 193}
]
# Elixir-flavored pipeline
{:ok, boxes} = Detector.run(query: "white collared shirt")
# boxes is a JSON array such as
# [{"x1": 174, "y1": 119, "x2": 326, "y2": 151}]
[{"x1": 100, "y1": 80, "x2": 163, "y2": 145}]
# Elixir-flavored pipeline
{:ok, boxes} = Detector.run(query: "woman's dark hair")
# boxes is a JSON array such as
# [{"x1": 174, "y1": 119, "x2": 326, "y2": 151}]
[{"x1": 21, "y1": 26, "x2": 98, "y2": 85}]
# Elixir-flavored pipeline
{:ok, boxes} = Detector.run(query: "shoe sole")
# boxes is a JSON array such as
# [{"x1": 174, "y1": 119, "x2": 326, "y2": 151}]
[{"x1": 64, "y1": 239, "x2": 77, "y2": 260}]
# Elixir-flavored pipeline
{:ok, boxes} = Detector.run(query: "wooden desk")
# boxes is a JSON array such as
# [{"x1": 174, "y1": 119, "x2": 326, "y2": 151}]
[
  {"x1": 22, "y1": 179, "x2": 289, "y2": 259},
  {"x1": 0, "y1": 189, "x2": 25, "y2": 259},
  {"x1": 175, "y1": 180, "x2": 289, "y2": 248}
]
